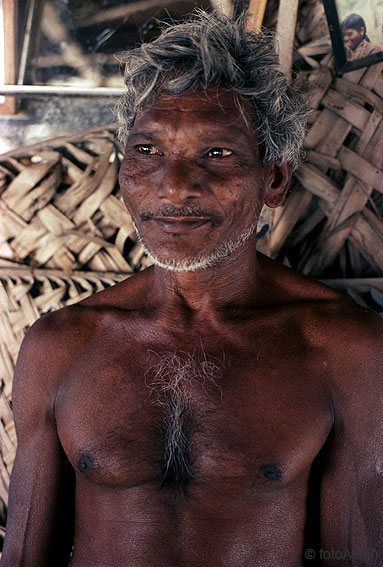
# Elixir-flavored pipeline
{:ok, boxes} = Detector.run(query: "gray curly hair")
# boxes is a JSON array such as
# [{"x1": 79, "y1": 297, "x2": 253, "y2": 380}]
[{"x1": 115, "y1": 10, "x2": 307, "y2": 169}]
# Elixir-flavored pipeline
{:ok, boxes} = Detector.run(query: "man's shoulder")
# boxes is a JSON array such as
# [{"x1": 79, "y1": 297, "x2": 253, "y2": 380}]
[
  {"x1": 311, "y1": 297, "x2": 383, "y2": 427},
  {"x1": 288, "y1": 276, "x2": 383, "y2": 397},
  {"x1": 303, "y1": 291, "x2": 382, "y2": 357},
  {"x1": 16, "y1": 306, "x2": 94, "y2": 386},
  {"x1": 369, "y1": 43, "x2": 382, "y2": 55},
  {"x1": 262, "y1": 254, "x2": 352, "y2": 314},
  {"x1": 13, "y1": 307, "x2": 88, "y2": 406},
  {"x1": 18, "y1": 270, "x2": 151, "y2": 371},
  {"x1": 29, "y1": 268, "x2": 151, "y2": 336},
  {"x1": 75, "y1": 266, "x2": 152, "y2": 310},
  {"x1": 264, "y1": 255, "x2": 383, "y2": 355},
  {"x1": 279, "y1": 272, "x2": 383, "y2": 411}
]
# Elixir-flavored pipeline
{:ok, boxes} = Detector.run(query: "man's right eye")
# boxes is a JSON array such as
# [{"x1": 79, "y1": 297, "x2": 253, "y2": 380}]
[{"x1": 135, "y1": 144, "x2": 161, "y2": 155}]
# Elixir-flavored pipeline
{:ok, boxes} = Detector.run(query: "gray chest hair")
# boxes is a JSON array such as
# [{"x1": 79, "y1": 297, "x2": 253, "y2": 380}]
[{"x1": 145, "y1": 350, "x2": 223, "y2": 490}]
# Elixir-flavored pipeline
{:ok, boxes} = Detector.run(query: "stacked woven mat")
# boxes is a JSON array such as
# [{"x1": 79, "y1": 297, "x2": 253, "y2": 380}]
[
  {"x1": 1, "y1": 54, "x2": 383, "y2": 541},
  {"x1": 271, "y1": 55, "x2": 383, "y2": 309}
]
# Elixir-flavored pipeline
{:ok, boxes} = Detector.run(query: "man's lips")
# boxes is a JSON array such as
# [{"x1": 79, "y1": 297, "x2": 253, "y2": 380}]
[{"x1": 152, "y1": 216, "x2": 211, "y2": 233}]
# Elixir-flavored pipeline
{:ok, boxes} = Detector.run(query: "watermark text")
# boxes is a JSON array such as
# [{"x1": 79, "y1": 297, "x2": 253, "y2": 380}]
[{"x1": 304, "y1": 548, "x2": 381, "y2": 562}]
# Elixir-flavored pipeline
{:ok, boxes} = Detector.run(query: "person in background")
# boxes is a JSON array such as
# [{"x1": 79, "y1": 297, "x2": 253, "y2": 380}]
[{"x1": 341, "y1": 13, "x2": 382, "y2": 61}]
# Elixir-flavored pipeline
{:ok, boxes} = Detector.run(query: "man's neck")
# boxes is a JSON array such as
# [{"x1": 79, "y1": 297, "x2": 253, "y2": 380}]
[{"x1": 147, "y1": 237, "x2": 265, "y2": 318}]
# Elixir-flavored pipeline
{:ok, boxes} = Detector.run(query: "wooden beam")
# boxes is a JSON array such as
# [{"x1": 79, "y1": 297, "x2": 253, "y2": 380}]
[
  {"x1": 0, "y1": 85, "x2": 124, "y2": 97},
  {"x1": 247, "y1": 0, "x2": 268, "y2": 29},
  {"x1": 276, "y1": 0, "x2": 299, "y2": 78},
  {"x1": 78, "y1": 0, "x2": 187, "y2": 28},
  {"x1": 42, "y1": 2, "x2": 101, "y2": 86},
  {"x1": 247, "y1": 1, "x2": 273, "y2": 256},
  {"x1": 210, "y1": 0, "x2": 233, "y2": 18},
  {"x1": 0, "y1": 0, "x2": 17, "y2": 115}
]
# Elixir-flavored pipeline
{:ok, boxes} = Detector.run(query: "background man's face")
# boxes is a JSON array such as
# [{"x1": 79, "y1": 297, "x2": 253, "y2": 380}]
[
  {"x1": 119, "y1": 88, "x2": 270, "y2": 271},
  {"x1": 343, "y1": 27, "x2": 365, "y2": 50}
]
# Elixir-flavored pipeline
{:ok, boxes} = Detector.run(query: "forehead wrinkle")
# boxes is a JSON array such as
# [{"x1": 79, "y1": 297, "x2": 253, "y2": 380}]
[
  {"x1": 128, "y1": 89, "x2": 261, "y2": 157},
  {"x1": 135, "y1": 88, "x2": 255, "y2": 129},
  {"x1": 131, "y1": 110, "x2": 257, "y2": 150}
]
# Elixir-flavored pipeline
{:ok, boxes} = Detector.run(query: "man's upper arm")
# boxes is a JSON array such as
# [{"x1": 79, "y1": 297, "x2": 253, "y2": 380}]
[
  {"x1": 319, "y1": 315, "x2": 383, "y2": 565},
  {"x1": 1, "y1": 314, "x2": 75, "y2": 567}
]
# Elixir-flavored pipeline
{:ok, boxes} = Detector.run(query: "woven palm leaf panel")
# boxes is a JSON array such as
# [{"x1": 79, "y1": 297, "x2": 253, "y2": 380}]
[{"x1": 270, "y1": 49, "x2": 383, "y2": 312}]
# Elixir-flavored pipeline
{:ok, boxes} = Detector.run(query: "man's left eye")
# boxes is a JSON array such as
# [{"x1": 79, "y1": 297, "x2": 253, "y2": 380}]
[
  {"x1": 135, "y1": 144, "x2": 161, "y2": 155},
  {"x1": 206, "y1": 148, "x2": 233, "y2": 158}
]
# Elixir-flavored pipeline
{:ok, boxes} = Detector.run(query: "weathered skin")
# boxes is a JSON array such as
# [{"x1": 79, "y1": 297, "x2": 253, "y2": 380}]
[{"x1": 2, "y1": 90, "x2": 383, "y2": 567}]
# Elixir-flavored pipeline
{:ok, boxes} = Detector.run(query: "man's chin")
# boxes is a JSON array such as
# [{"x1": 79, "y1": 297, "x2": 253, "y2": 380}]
[
  {"x1": 132, "y1": 224, "x2": 211, "y2": 272},
  {"x1": 146, "y1": 251, "x2": 217, "y2": 272},
  {"x1": 133, "y1": 215, "x2": 258, "y2": 272},
  {"x1": 140, "y1": 223, "x2": 258, "y2": 273}
]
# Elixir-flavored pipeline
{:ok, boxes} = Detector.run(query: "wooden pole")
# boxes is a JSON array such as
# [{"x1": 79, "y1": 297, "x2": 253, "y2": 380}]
[
  {"x1": 247, "y1": 0, "x2": 300, "y2": 255},
  {"x1": 247, "y1": 0, "x2": 268, "y2": 29},
  {"x1": 0, "y1": 85, "x2": 124, "y2": 97},
  {"x1": 0, "y1": 0, "x2": 17, "y2": 115},
  {"x1": 210, "y1": 0, "x2": 234, "y2": 18},
  {"x1": 247, "y1": 0, "x2": 274, "y2": 255},
  {"x1": 276, "y1": 0, "x2": 299, "y2": 79}
]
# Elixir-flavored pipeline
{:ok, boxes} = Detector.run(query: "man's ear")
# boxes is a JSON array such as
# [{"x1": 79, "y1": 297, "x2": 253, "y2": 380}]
[{"x1": 262, "y1": 161, "x2": 293, "y2": 208}]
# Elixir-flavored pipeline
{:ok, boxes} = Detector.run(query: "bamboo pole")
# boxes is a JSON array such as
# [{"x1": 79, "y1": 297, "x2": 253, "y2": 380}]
[
  {"x1": 0, "y1": 0, "x2": 17, "y2": 115},
  {"x1": 247, "y1": 0, "x2": 268, "y2": 29},
  {"x1": 276, "y1": 0, "x2": 300, "y2": 78},
  {"x1": 246, "y1": 0, "x2": 273, "y2": 255},
  {"x1": 210, "y1": 0, "x2": 233, "y2": 17},
  {"x1": 0, "y1": 85, "x2": 124, "y2": 97}
]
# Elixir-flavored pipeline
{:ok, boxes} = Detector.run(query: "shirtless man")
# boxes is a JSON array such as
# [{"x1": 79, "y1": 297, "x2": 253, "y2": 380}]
[{"x1": 1, "y1": 11, "x2": 383, "y2": 567}]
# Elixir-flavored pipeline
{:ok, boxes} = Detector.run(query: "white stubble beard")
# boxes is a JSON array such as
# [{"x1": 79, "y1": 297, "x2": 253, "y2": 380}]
[{"x1": 132, "y1": 218, "x2": 258, "y2": 272}]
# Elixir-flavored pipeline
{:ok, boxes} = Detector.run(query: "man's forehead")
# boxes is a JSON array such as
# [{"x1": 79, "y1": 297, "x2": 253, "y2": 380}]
[
  {"x1": 132, "y1": 87, "x2": 256, "y2": 136},
  {"x1": 151, "y1": 87, "x2": 245, "y2": 111}
]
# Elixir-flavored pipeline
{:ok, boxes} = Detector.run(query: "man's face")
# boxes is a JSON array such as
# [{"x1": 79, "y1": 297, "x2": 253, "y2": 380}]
[
  {"x1": 119, "y1": 88, "x2": 274, "y2": 271},
  {"x1": 343, "y1": 27, "x2": 364, "y2": 50}
]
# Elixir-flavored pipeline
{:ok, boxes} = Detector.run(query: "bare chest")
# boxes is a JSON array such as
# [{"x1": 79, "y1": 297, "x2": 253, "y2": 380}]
[{"x1": 55, "y1": 340, "x2": 332, "y2": 497}]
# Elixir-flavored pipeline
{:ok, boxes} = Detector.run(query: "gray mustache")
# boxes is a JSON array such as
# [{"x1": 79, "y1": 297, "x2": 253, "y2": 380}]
[{"x1": 140, "y1": 205, "x2": 223, "y2": 227}]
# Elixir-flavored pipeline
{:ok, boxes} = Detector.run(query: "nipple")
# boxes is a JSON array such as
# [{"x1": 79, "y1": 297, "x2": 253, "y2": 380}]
[
  {"x1": 78, "y1": 453, "x2": 95, "y2": 473},
  {"x1": 259, "y1": 464, "x2": 282, "y2": 482}
]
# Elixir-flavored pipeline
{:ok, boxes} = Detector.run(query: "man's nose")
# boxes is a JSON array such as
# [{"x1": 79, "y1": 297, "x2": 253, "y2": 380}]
[{"x1": 155, "y1": 159, "x2": 204, "y2": 204}]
